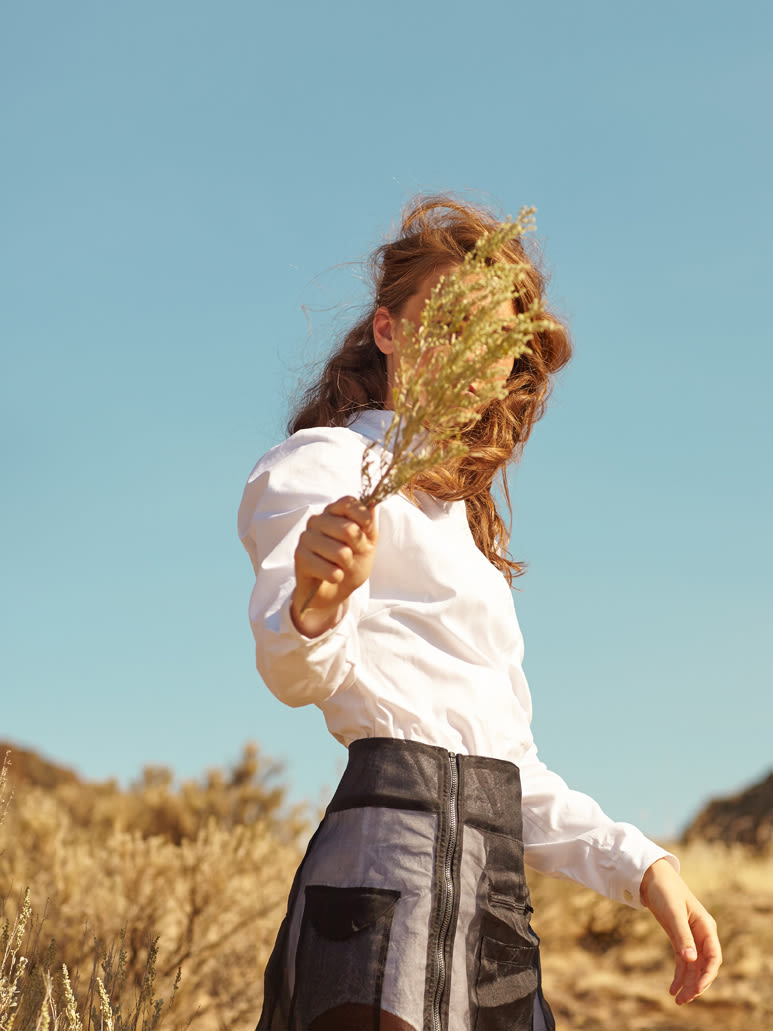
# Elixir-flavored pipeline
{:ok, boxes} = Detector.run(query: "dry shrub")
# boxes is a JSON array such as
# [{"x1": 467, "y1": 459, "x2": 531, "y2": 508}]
[{"x1": 0, "y1": 746, "x2": 303, "y2": 1031}]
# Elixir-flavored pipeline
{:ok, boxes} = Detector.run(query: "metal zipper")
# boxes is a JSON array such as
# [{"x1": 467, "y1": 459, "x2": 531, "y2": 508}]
[{"x1": 431, "y1": 751, "x2": 460, "y2": 1031}]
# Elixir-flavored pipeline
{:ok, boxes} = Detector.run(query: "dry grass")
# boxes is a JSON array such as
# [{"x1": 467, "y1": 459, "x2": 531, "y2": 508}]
[
  {"x1": 0, "y1": 747, "x2": 303, "y2": 1031},
  {"x1": 2, "y1": 746, "x2": 771, "y2": 1030}
]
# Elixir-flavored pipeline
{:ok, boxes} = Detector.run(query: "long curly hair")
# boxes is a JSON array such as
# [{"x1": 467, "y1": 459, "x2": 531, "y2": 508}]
[{"x1": 289, "y1": 195, "x2": 572, "y2": 582}]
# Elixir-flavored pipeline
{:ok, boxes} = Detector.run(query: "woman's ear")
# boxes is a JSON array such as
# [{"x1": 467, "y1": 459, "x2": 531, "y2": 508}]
[{"x1": 373, "y1": 306, "x2": 396, "y2": 355}]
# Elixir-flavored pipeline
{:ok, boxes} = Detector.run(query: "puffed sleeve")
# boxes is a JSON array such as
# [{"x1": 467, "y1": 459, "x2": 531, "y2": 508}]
[
  {"x1": 237, "y1": 427, "x2": 371, "y2": 708},
  {"x1": 518, "y1": 740, "x2": 679, "y2": 909}
]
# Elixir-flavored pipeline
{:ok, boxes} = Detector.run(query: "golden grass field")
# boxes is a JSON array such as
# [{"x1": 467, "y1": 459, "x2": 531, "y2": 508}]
[{"x1": 1, "y1": 745, "x2": 771, "y2": 1030}]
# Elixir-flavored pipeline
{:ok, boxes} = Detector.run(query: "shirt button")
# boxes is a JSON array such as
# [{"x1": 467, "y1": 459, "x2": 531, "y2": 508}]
[{"x1": 623, "y1": 889, "x2": 633, "y2": 903}]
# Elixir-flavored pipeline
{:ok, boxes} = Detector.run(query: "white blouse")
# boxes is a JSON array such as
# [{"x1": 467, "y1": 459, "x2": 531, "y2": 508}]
[{"x1": 238, "y1": 409, "x2": 676, "y2": 908}]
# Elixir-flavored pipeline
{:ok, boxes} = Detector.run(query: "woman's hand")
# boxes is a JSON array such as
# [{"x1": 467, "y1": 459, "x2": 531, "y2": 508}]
[
  {"x1": 640, "y1": 857, "x2": 722, "y2": 1005},
  {"x1": 291, "y1": 496, "x2": 377, "y2": 638}
]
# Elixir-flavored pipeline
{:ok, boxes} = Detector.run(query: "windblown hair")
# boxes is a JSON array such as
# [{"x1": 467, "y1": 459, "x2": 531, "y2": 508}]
[{"x1": 289, "y1": 195, "x2": 572, "y2": 582}]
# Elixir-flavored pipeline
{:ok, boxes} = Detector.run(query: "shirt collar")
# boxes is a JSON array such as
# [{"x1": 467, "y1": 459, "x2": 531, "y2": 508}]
[
  {"x1": 346, "y1": 408, "x2": 463, "y2": 521},
  {"x1": 346, "y1": 408, "x2": 394, "y2": 445}
]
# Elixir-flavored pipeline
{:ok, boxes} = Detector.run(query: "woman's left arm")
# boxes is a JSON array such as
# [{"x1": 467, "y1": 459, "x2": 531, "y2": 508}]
[
  {"x1": 639, "y1": 857, "x2": 722, "y2": 1005},
  {"x1": 517, "y1": 743, "x2": 722, "y2": 1004}
]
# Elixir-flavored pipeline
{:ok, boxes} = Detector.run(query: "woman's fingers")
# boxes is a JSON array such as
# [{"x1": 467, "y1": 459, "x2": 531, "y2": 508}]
[
  {"x1": 298, "y1": 499, "x2": 375, "y2": 577},
  {"x1": 296, "y1": 546, "x2": 347, "y2": 584},
  {"x1": 303, "y1": 521, "x2": 364, "y2": 564},
  {"x1": 671, "y1": 937, "x2": 722, "y2": 1004},
  {"x1": 663, "y1": 899, "x2": 700, "y2": 1002},
  {"x1": 315, "y1": 496, "x2": 376, "y2": 552},
  {"x1": 678, "y1": 909, "x2": 722, "y2": 1003}
]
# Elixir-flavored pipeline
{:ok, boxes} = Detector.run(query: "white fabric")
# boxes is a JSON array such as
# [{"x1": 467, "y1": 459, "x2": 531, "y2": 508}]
[{"x1": 237, "y1": 409, "x2": 677, "y2": 908}]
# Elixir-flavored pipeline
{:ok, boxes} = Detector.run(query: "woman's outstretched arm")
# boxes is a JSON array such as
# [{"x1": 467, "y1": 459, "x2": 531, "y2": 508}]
[{"x1": 238, "y1": 430, "x2": 374, "y2": 708}]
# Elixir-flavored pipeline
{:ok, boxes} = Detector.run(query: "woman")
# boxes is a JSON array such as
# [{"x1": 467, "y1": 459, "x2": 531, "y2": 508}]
[{"x1": 238, "y1": 195, "x2": 721, "y2": 1031}]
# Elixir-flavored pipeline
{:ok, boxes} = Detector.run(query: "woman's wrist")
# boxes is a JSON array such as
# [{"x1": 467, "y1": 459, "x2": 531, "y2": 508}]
[
  {"x1": 290, "y1": 587, "x2": 342, "y2": 639},
  {"x1": 640, "y1": 856, "x2": 674, "y2": 908}
]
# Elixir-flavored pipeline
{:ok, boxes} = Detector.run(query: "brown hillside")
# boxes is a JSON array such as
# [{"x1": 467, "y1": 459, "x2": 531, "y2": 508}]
[
  {"x1": 0, "y1": 740, "x2": 81, "y2": 789},
  {"x1": 682, "y1": 770, "x2": 773, "y2": 850}
]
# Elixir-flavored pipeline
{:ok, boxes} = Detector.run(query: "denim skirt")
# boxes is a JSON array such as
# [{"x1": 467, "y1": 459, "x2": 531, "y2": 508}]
[{"x1": 257, "y1": 738, "x2": 556, "y2": 1031}]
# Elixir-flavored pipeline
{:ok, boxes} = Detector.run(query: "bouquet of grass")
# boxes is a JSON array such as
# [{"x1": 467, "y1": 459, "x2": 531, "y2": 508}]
[
  {"x1": 300, "y1": 208, "x2": 549, "y2": 615},
  {"x1": 360, "y1": 206, "x2": 549, "y2": 506}
]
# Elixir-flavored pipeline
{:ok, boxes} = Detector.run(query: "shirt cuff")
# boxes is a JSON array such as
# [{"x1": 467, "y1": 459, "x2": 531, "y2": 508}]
[
  {"x1": 602, "y1": 827, "x2": 680, "y2": 909},
  {"x1": 256, "y1": 592, "x2": 361, "y2": 708}
]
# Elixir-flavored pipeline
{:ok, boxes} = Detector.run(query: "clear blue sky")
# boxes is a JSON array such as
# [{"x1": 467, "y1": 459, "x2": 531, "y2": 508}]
[{"x1": 2, "y1": 1, "x2": 771, "y2": 839}]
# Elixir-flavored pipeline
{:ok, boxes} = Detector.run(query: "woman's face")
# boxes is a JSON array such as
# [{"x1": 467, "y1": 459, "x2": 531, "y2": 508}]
[{"x1": 373, "y1": 267, "x2": 516, "y2": 409}]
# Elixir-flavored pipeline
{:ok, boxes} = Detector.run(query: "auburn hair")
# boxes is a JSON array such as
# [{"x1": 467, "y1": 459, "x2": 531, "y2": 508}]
[{"x1": 289, "y1": 194, "x2": 572, "y2": 583}]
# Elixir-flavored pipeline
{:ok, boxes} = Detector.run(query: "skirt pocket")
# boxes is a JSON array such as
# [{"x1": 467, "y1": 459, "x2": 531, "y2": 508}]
[
  {"x1": 473, "y1": 901, "x2": 540, "y2": 1031},
  {"x1": 289, "y1": 884, "x2": 401, "y2": 1031}
]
